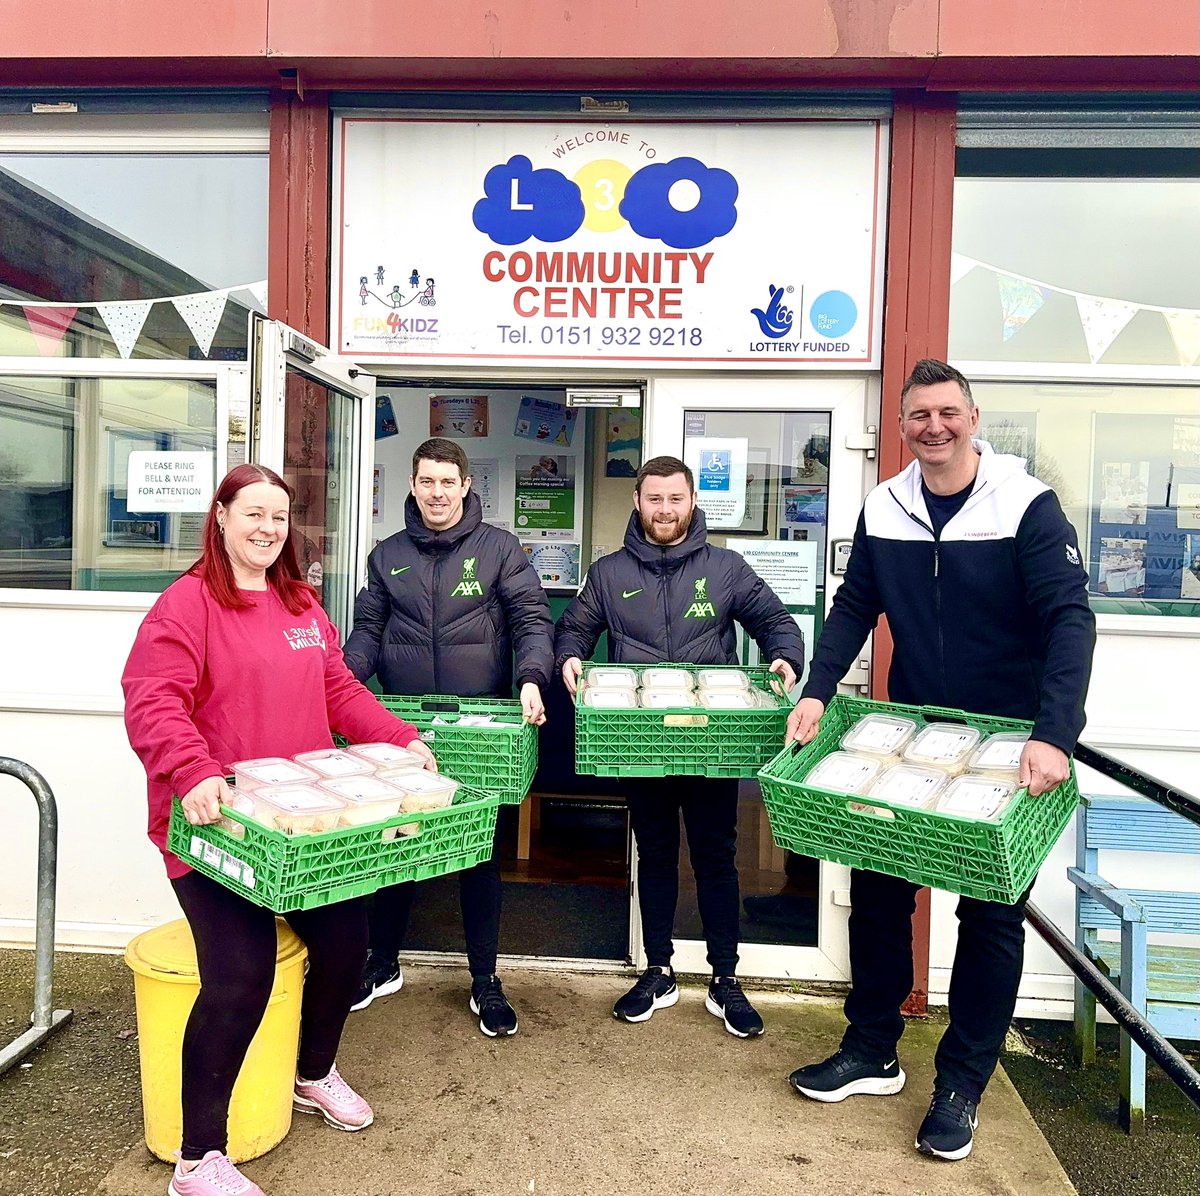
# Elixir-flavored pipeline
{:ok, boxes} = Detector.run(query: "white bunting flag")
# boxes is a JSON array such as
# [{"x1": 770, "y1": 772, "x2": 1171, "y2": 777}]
[
  {"x1": 1164, "y1": 310, "x2": 1200, "y2": 366},
  {"x1": 96, "y1": 299, "x2": 155, "y2": 359},
  {"x1": 246, "y1": 280, "x2": 268, "y2": 311},
  {"x1": 173, "y1": 292, "x2": 229, "y2": 357},
  {"x1": 1076, "y1": 296, "x2": 1138, "y2": 364},
  {"x1": 949, "y1": 253, "x2": 977, "y2": 287}
]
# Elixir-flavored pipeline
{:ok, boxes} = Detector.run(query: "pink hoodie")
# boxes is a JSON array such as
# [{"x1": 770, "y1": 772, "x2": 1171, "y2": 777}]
[{"x1": 122, "y1": 574, "x2": 420, "y2": 878}]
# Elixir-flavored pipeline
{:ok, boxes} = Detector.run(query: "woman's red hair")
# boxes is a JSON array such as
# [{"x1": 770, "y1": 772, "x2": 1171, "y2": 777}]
[{"x1": 189, "y1": 464, "x2": 317, "y2": 615}]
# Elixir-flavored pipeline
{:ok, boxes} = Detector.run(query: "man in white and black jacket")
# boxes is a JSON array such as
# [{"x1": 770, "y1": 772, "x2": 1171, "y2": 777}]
[
  {"x1": 343, "y1": 437, "x2": 553, "y2": 1038},
  {"x1": 785, "y1": 360, "x2": 1095, "y2": 1160},
  {"x1": 556, "y1": 455, "x2": 805, "y2": 1039}
]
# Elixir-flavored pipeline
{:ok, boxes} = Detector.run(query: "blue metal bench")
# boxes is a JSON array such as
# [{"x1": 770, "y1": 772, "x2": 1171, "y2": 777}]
[{"x1": 1068, "y1": 794, "x2": 1200, "y2": 1132}]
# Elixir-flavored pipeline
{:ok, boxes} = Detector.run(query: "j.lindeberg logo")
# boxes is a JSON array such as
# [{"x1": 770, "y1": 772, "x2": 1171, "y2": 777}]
[{"x1": 962, "y1": 531, "x2": 1000, "y2": 540}]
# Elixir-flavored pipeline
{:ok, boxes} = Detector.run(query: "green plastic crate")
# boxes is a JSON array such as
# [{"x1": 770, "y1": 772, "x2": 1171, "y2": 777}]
[
  {"x1": 757, "y1": 695, "x2": 1081, "y2": 904},
  {"x1": 166, "y1": 784, "x2": 501, "y2": 913},
  {"x1": 379, "y1": 694, "x2": 537, "y2": 805},
  {"x1": 573, "y1": 662, "x2": 791, "y2": 778}
]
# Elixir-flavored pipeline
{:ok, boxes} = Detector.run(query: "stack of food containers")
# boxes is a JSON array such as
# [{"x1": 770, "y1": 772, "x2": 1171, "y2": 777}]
[
  {"x1": 580, "y1": 665, "x2": 779, "y2": 710},
  {"x1": 803, "y1": 714, "x2": 1028, "y2": 822},
  {"x1": 225, "y1": 743, "x2": 459, "y2": 837}
]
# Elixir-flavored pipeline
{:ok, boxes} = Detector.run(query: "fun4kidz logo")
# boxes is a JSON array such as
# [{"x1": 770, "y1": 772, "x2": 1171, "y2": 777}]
[
  {"x1": 450, "y1": 556, "x2": 484, "y2": 598},
  {"x1": 683, "y1": 576, "x2": 716, "y2": 619},
  {"x1": 472, "y1": 155, "x2": 739, "y2": 249}
]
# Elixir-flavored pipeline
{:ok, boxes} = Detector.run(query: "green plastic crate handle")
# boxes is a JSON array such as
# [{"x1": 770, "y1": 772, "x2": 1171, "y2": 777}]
[{"x1": 415, "y1": 696, "x2": 462, "y2": 714}]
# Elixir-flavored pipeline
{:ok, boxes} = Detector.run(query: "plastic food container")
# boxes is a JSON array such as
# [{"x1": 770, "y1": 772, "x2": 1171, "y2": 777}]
[
  {"x1": 581, "y1": 688, "x2": 638, "y2": 709},
  {"x1": 804, "y1": 752, "x2": 882, "y2": 795},
  {"x1": 698, "y1": 689, "x2": 758, "y2": 710},
  {"x1": 345, "y1": 742, "x2": 428, "y2": 769},
  {"x1": 901, "y1": 723, "x2": 982, "y2": 774},
  {"x1": 967, "y1": 732, "x2": 1029, "y2": 778},
  {"x1": 936, "y1": 775, "x2": 1017, "y2": 821},
  {"x1": 640, "y1": 667, "x2": 694, "y2": 690},
  {"x1": 839, "y1": 714, "x2": 918, "y2": 759},
  {"x1": 232, "y1": 757, "x2": 319, "y2": 792},
  {"x1": 392, "y1": 772, "x2": 460, "y2": 836},
  {"x1": 319, "y1": 775, "x2": 405, "y2": 827},
  {"x1": 215, "y1": 789, "x2": 255, "y2": 840},
  {"x1": 695, "y1": 668, "x2": 751, "y2": 690},
  {"x1": 639, "y1": 689, "x2": 697, "y2": 708},
  {"x1": 293, "y1": 748, "x2": 376, "y2": 779},
  {"x1": 866, "y1": 764, "x2": 948, "y2": 809},
  {"x1": 586, "y1": 666, "x2": 640, "y2": 689},
  {"x1": 250, "y1": 784, "x2": 345, "y2": 834}
]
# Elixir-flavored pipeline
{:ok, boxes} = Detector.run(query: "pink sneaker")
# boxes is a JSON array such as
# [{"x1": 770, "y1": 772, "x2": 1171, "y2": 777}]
[
  {"x1": 168, "y1": 1151, "x2": 264, "y2": 1196},
  {"x1": 293, "y1": 1064, "x2": 374, "y2": 1131}
]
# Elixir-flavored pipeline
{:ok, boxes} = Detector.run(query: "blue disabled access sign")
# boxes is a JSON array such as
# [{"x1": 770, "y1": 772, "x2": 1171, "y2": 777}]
[{"x1": 698, "y1": 449, "x2": 732, "y2": 491}]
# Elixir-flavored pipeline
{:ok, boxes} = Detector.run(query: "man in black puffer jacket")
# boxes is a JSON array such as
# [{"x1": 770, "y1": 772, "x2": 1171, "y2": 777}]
[
  {"x1": 344, "y1": 437, "x2": 553, "y2": 1038},
  {"x1": 555, "y1": 455, "x2": 805, "y2": 1039}
]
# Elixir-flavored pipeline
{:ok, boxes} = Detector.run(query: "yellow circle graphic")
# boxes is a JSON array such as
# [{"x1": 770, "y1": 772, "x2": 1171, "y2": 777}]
[{"x1": 573, "y1": 159, "x2": 633, "y2": 233}]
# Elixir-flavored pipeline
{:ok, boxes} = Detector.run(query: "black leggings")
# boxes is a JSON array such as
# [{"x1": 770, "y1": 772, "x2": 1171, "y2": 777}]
[{"x1": 171, "y1": 872, "x2": 369, "y2": 1159}]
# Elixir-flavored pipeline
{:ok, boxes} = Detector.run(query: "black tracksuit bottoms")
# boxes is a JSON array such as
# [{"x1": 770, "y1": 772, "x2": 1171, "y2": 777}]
[
  {"x1": 171, "y1": 871, "x2": 368, "y2": 1159},
  {"x1": 367, "y1": 822, "x2": 503, "y2": 977},
  {"x1": 624, "y1": 777, "x2": 741, "y2": 977},
  {"x1": 841, "y1": 867, "x2": 1033, "y2": 1105}
]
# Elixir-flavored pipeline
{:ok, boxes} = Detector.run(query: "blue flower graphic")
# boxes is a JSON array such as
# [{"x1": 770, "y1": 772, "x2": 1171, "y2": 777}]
[
  {"x1": 472, "y1": 155, "x2": 585, "y2": 245},
  {"x1": 619, "y1": 157, "x2": 738, "y2": 250}
]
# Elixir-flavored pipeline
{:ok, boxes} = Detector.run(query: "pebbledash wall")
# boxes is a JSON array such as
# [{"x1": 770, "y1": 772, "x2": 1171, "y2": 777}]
[{"x1": 1, "y1": 1, "x2": 1197, "y2": 1017}]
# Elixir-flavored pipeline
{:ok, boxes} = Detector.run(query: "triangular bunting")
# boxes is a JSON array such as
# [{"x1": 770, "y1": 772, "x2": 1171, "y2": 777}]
[
  {"x1": 1076, "y1": 296, "x2": 1138, "y2": 364},
  {"x1": 22, "y1": 305, "x2": 77, "y2": 356},
  {"x1": 996, "y1": 275, "x2": 1051, "y2": 342},
  {"x1": 246, "y1": 280, "x2": 268, "y2": 311},
  {"x1": 96, "y1": 299, "x2": 155, "y2": 359},
  {"x1": 1164, "y1": 310, "x2": 1200, "y2": 366},
  {"x1": 949, "y1": 254, "x2": 977, "y2": 287},
  {"x1": 172, "y1": 292, "x2": 228, "y2": 357}
]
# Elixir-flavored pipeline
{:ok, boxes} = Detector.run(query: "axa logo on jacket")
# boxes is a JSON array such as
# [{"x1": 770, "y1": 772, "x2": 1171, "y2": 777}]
[{"x1": 451, "y1": 555, "x2": 484, "y2": 597}]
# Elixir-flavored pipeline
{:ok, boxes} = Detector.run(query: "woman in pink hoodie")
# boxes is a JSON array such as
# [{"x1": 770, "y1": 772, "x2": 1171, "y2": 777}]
[{"x1": 123, "y1": 463, "x2": 434, "y2": 1196}]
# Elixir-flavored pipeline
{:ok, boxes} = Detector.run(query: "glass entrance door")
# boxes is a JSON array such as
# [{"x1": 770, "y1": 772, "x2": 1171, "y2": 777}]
[
  {"x1": 251, "y1": 318, "x2": 375, "y2": 632},
  {"x1": 642, "y1": 373, "x2": 879, "y2": 981}
]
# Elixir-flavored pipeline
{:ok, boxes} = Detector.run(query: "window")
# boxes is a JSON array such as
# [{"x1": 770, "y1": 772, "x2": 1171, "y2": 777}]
[
  {"x1": 0, "y1": 114, "x2": 268, "y2": 361},
  {"x1": 950, "y1": 123, "x2": 1200, "y2": 616}
]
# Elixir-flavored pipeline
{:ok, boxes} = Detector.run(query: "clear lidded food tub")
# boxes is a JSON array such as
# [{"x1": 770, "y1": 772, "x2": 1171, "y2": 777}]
[
  {"x1": 967, "y1": 732, "x2": 1029, "y2": 778},
  {"x1": 292, "y1": 748, "x2": 376, "y2": 779},
  {"x1": 215, "y1": 789, "x2": 255, "y2": 840},
  {"x1": 345, "y1": 741, "x2": 429, "y2": 770},
  {"x1": 231, "y1": 757, "x2": 319, "y2": 792},
  {"x1": 640, "y1": 667, "x2": 694, "y2": 690},
  {"x1": 804, "y1": 751, "x2": 883, "y2": 796},
  {"x1": 319, "y1": 775, "x2": 405, "y2": 827},
  {"x1": 585, "y1": 666, "x2": 640, "y2": 689},
  {"x1": 936, "y1": 775, "x2": 1018, "y2": 821},
  {"x1": 639, "y1": 688, "x2": 697, "y2": 708},
  {"x1": 581, "y1": 688, "x2": 638, "y2": 709},
  {"x1": 901, "y1": 723, "x2": 982, "y2": 775},
  {"x1": 392, "y1": 771, "x2": 461, "y2": 836},
  {"x1": 697, "y1": 689, "x2": 758, "y2": 710},
  {"x1": 694, "y1": 668, "x2": 751, "y2": 690},
  {"x1": 839, "y1": 714, "x2": 918, "y2": 759},
  {"x1": 865, "y1": 764, "x2": 948, "y2": 809},
  {"x1": 250, "y1": 784, "x2": 346, "y2": 834}
]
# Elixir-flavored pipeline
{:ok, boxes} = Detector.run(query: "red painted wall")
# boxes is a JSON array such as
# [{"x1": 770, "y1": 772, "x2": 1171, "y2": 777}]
[{"x1": 0, "y1": 0, "x2": 1193, "y2": 87}]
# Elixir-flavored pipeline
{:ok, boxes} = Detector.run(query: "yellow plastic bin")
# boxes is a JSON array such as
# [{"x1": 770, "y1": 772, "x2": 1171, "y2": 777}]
[{"x1": 124, "y1": 917, "x2": 308, "y2": 1163}]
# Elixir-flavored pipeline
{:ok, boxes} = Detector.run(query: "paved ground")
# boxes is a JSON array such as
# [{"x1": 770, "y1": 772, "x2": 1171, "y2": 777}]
[{"x1": 3, "y1": 952, "x2": 1077, "y2": 1196}]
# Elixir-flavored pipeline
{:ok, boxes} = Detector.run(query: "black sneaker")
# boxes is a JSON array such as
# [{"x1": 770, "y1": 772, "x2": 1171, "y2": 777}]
[
  {"x1": 349, "y1": 951, "x2": 403, "y2": 1012},
  {"x1": 789, "y1": 1047, "x2": 906, "y2": 1103},
  {"x1": 915, "y1": 1086, "x2": 979, "y2": 1160},
  {"x1": 705, "y1": 976, "x2": 765, "y2": 1038},
  {"x1": 613, "y1": 966, "x2": 679, "y2": 1023},
  {"x1": 469, "y1": 974, "x2": 518, "y2": 1037}
]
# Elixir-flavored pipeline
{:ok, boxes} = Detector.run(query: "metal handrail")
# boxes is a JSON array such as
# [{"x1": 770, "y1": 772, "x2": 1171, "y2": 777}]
[
  {"x1": 1023, "y1": 741, "x2": 1200, "y2": 1117},
  {"x1": 1074, "y1": 740, "x2": 1200, "y2": 830},
  {"x1": 0, "y1": 758, "x2": 73, "y2": 1076}
]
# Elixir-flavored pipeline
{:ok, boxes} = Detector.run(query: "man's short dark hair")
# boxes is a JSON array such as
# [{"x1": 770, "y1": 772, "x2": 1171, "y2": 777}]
[
  {"x1": 900, "y1": 359, "x2": 974, "y2": 412},
  {"x1": 636, "y1": 455, "x2": 695, "y2": 494},
  {"x1": 412, "y1": 437, "x2": 469, "y2": 481}
]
